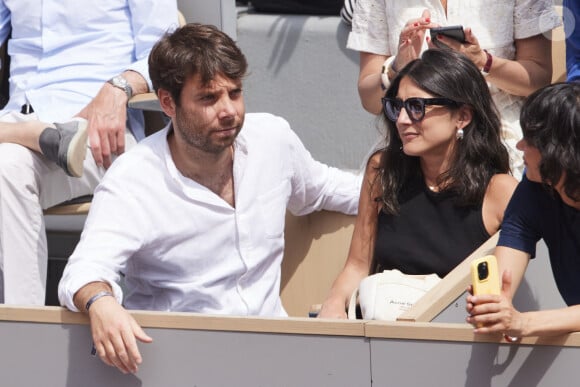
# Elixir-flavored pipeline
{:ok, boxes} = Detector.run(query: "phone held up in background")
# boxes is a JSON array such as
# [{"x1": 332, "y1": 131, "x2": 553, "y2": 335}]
[
  {"x1": 471, "y1": 255, "x2": 500, "y2": 297},
  {"x1": 430, "y1": 25, "x2": 466, "y2": 49}
]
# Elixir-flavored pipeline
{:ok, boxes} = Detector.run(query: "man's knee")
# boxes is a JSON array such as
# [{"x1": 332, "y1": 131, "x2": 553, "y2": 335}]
[{"x1": 0, "y1": 143, "x2": 39, "y2": 182}]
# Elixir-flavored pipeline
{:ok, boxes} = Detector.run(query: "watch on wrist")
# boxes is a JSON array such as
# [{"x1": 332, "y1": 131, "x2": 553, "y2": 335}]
[{"x1": 107, "y1": 75, "x2": 133, "y2": 100}]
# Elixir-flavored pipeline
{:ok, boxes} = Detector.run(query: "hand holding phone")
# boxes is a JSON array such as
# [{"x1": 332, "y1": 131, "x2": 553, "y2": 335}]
[
  {"x1": 430, "y1": 25, "x2": 466, "y2": 48},
  {"x1": 471, "y1": 255, "x2": 500, "y2": 297},
  {"x1": 470, "y1": 255, "x2": 501, "y2": 328}
]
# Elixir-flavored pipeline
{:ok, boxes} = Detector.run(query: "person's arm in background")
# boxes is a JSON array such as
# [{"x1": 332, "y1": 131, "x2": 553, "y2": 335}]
[
  {"x1": 76, "y1": 0, "x2": 178, "y2": 168},
  {"x1": 356, "y1": 9, "x2": 433, "y2": 114},
  {"x1": 435, "y1": 0, "x2": 560, "y2": 97},
  {"x1": 438, "y1": 30, "x2": 553, "y2": 97},
  {"x1": 318, "y1": 152, "x2": 381, "y2": 318},
  {"x1": 357, "y1": 52, "x2": 388, "y2": 115},
  {"x1": 360, "y1": 31, "x2": 552, "y2": 114}
]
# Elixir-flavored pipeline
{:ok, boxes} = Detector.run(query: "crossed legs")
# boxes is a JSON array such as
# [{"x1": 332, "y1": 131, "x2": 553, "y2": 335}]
[
  {"x1": 0, "y1": 120, "x2": 46, "y2": 151},
  {"x1": 0, "y1": 118, "x2": 89, "y2": 177},
  {"x1": 0, "y1": 142, "x2": 102, "y2": 304},
  {"x1": 0, "y1": 113, "x2": 137, "y2": 304}
]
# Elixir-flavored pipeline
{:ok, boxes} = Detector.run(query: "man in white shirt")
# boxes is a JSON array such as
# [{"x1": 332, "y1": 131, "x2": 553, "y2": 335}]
[
  {"x1": 0, "y1": 0, "x2": 178, "y2": 305},
  {"x1": 58, "y1": 23, "x2": 361, "y2": 374}
]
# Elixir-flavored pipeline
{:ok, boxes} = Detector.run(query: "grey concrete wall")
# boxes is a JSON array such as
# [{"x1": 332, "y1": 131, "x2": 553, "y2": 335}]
[
  {"x1": 177, "y1": 0, "x2": 237, "y2": 39},
  {"x1": 236, "y1": 10, "x2": 380, "y2": 171},
  {"x1": 2, "y1": 310, "x2": 580, "y2": 387}
]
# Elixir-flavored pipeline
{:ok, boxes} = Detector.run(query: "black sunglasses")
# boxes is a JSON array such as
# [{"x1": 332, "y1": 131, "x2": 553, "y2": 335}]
[{"x1": 382, "y1": 97, "x2": 461, "y2": 122}]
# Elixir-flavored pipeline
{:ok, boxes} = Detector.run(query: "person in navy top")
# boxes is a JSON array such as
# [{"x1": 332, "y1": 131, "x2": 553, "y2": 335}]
[{"x1": 467, "y1": 82, "x2": 580, "y2": 338}]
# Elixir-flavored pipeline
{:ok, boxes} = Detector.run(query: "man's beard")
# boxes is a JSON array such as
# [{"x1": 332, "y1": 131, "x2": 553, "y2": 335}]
[{"x1": 174, "y1": 110, "x2": 243, "y2": 154}]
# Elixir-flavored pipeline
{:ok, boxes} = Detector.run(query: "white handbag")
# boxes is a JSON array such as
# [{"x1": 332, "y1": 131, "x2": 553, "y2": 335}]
[{"x1": 348, "y1": 269, "x2": 441, "y2": 320}]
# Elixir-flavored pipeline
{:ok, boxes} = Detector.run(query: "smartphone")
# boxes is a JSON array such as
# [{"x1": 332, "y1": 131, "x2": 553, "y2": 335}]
[
  {"x1": 430, "y1": 25, "x2": 466, "y2": 48},
  {"x1": 471, "y1": 255, "x2": 500, "y2": 296}
]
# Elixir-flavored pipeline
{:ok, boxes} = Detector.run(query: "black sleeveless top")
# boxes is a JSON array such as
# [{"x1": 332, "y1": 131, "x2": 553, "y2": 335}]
[{"x1": 373, "y1": 176, "x2": 489, "y2": 278}]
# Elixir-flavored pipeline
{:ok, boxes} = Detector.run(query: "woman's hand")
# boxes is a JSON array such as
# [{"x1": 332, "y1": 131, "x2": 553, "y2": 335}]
[
  {"x1": 393, "y1": 9, "x2": 436, "y2": 72},
  {"x1": 428, "y1": 27, "x2": 488, "y2": 71},
  {"x1": 318, "y1": 297, "x2": 348, "y2": 319},
  {"x1": 466, "y1": 270, "x2": 526, "y2": 338}
]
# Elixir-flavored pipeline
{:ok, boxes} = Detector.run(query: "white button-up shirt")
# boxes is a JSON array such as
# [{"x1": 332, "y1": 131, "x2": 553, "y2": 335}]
[
  {"x1": 0, "y1": 0, "x2": 178, "y2": 135},
  {"x1": 59, "y1": 113, "x2": 361, "y2": 316}
]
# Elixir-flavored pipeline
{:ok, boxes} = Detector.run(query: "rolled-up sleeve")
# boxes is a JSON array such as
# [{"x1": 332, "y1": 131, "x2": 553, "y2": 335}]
[{"x1": 58, "y1": 173, "x2": 147, "y2": 312}]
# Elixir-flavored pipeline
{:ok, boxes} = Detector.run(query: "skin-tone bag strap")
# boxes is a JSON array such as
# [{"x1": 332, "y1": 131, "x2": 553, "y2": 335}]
[{"x1": 347, "y1": 286, "x2": 359, "y2": 320}]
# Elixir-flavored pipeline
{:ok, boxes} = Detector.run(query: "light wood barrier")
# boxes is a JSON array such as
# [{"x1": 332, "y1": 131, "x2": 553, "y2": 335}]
[
  {"x1": 398, "y1": 232, "x2": 499, "y2": 322},
  {"x1": 281, "y1": 211, "x2": 355, "y2": 317},
  {"x1": 0, "y1": 305, "x2": 370, "y2": 387},
  {"x1": 2, "y1": 305, "x2": 580, "y2": 386},
  {"x1": 2, "y1": 206, "x2": 577, "y2": 386}
]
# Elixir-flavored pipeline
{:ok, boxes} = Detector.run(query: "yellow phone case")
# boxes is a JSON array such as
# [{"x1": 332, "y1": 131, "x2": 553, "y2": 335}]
[{"x1": 471, "y1": 255, "x2": 500, "y2": 296}]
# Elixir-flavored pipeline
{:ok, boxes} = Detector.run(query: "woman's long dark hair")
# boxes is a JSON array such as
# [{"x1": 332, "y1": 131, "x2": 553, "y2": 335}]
[
  {"x1": 520, "y1": 82, "x2": 580, "y2": 201},
  {"x1": 377, "y1": 49, "x2": 510, "y2": 214}
]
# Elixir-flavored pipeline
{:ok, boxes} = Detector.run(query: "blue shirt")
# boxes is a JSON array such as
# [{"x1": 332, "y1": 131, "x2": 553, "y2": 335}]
[
  {"x1": 498, "y1": 175, "x2": 580, "y2": 306},
  {"x1": 564, "y1": 0, "x2": 580, "y2": 82},
  {"x1": 0, "y1": 0, "x2": 178, "y2": 136}
]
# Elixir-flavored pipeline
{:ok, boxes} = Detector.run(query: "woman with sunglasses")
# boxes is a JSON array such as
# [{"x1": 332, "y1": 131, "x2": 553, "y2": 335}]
[{"x1": 319, "y1": 49, "x2": 517, "y2": 319}]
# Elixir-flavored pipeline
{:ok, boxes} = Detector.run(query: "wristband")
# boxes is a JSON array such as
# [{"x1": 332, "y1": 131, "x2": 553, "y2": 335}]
[
  {"x1": 481, "y1": 50, "x2": 493, "y2": 76},
  {"x1": 85, "y1": 291, "x2": 114, "y2": 311},
  {"x1": 380, "y1": 56, "x2": 398, "y2": 91}
]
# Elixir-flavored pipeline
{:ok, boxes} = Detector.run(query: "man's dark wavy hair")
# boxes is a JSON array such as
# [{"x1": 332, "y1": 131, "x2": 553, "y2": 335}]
[
  {"x1": 148, "y1": 23, "x2": 247, "y2": 106},
  {"x1": 377, "y1": 49, "x2": 510, "y2": 215},
  {"x1": 520, "y1": 82, "x2": 580, "y2": 201}
]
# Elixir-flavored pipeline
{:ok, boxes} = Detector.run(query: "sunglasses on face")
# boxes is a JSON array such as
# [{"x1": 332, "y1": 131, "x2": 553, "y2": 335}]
[{"x1": 382, "y1": 97, "x2": 461, "y2": 122}]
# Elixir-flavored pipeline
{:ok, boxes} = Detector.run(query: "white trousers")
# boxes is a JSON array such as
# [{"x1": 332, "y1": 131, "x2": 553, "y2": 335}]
[{"x1": 0, "y1": 112, "x2": 137, "y2": 305}]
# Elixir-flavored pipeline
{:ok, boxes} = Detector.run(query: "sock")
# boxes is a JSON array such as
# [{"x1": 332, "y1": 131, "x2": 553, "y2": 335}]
[{"x1": 39, "y1": 127, "x2": 61, "y2": 162}]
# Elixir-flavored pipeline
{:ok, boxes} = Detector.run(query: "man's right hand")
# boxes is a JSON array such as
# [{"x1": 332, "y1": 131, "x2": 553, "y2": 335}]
[{"x1": 88, "y1": 296, "x2": 153, "y2": 374}]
